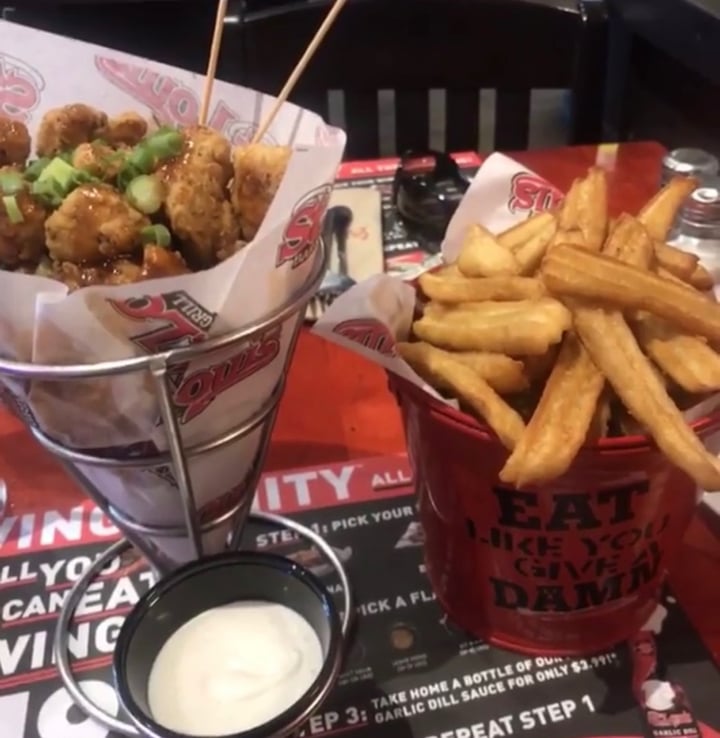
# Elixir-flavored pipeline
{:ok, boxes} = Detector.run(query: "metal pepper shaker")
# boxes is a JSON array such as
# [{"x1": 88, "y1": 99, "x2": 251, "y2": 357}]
[{"x1": 660, "y1": 148, "x2": 720, "y2": 187}]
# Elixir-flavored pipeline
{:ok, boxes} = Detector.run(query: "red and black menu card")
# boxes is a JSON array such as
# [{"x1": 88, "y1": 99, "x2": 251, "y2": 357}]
[{"x1": 0, "y1": 453, "x2": 719, "y2": 738}]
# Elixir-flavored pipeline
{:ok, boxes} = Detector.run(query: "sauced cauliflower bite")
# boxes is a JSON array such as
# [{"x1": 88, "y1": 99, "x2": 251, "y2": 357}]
[
  {"x1": 179, "y1": 125, "x2": 232, "y2": 179},
  {"x1": 0, "y1": 181, "x2": 47, "y2": 266},
  {"x1": 54, "y1": 245, "x2": 189, "y2": 289},
  {"x1": 72, "y1": 141, "x2": 125, "y2": 181},
  {"x1": 161, "y1": 126, "x2": 239, "y2": 267},
  {"x1": 45, "y1": 184, "x2": 150, "y2": 265},
  {"x1": 230, "y1": 145, "x2": 292, "y2": 241},
  {"x1": 36, "y1": 104, "x2": 108, "y2": 157},
  {"x1": 0, "y1": 119, "x2": 31, "y2": 167},
  {"x1": 0, "y1": 110, "x2": 293, "y2": 285},
  {"x1": 101, "y1": 112, "x2": 148, "y2": 147}
]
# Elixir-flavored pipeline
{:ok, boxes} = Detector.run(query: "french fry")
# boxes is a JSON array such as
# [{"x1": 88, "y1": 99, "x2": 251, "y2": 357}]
[
  {"x1": 575, "y1": 167, "x2": 609, "y2": 251},
  {"x1": 397, "y1": 341, "x2": 525, "y2": 449},
  {"x1": 573, "y1": 304, "x2": 720, "y2": 490},
  {"x1": 550, "y1": 229, "x2": 587, "y2": 250},
  {"x1": 656, "y1": 266, "x2": 695, "y2": 288},
  {"x1": 541, "y1": 244, "x2": 720, "y2": 343},
  {"x1": 638, "y1": 176, "x2": 697, "y2": 241},
  {"x1": 602, "y1": 214, "x2": 654, "y2": 268},
  {"x1": 688, "y1": 262, "x2": 714, "y2": 291},
  {"x1": 419, "y1": 272, "x2": 546, "y2": 302},
  {"x1": 457, "y1": 224, "x2": 520, "y2": 277},
  {"x1": 433, "y1": 263, "x2": 461, "y2": 279},
  {"x1": 514, "y1": 216, "x2": 558, "y2": 275},
  {"x1": 558, "y1": 168, "x2": 608, "y2": 251},
  {"x1": 398, "y1": 342, "x2": 528, "y2": 394},
  {"x1": 634, "y1": 312, "x2": 720, "y2": 393},
  {"x1": 654, "y1": 242, "x2": 699, "y2": 280},
  {"x1": 413, "y1": 298, "x2": 571, "y2": 356},
  {"x1": 500, "y1": 333, "x2": 605, "y2": 487},
  {"x1": 500, "y1": 190, "x2": 624, "y2": 487},
  {"x1": 559, "y1": 178, "x2": 583, "y2": 233},
  {"x1": 499, "y1": 212, "x2": 556, "y2": 251},
  {"x1": 404, "y1": 164, "x2": 720, "y2": 492},
  {"x1": 522, "y1": 346, "x2": 560, "y2": 383}
]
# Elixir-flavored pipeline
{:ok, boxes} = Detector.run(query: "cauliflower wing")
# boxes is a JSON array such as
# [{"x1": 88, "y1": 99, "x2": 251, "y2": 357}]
[
  {"x1": 101, "y1": 112, "x2": 148, "y2": 147},
  {"x1": 0, "y1": 118, "x2": 31, "y2": 166},
  {"x1": 45, "y1": 184, "x2": 149, "y2": 264},
  {"x1": 0, "y1": 183, "x2": 47, "y2": 266},
  {"x1": 36, "y1": 104, "x2": 108, "y2": 157},
  {"x1": 72, "y1": 141, "x2": 125, "y2": 181},
  {"x1": 161, "y1": 126, "x2": 238, "y2": 267},
  {"x1": 230, "y1": 144, "x2": 292, "y2": 241}
]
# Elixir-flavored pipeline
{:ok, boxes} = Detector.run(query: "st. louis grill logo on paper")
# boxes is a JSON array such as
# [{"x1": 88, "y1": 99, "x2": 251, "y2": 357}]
[
  {"x1": 276, "y1": 184, "x2": 333, "y2": 269},
  {"x1": 0, "y1": 53, "x2": 45, "y2": 122},
  {"x1": 94, "y1": 56, "x2": 200, "y2": 128},
  {"x1": 93, "y1": 56, "x2": 274, "y2": 145},
  {"x1": 167, "y1": 325, "x2": 282, "y2": 424},
  {"x1": 107, "y1": 293, "x2": 280, "y2": 422},
  {"x1": 333, "y1": 319, "x2": 397, "y2": 357},
  {"x1": 508, "y1": 172, "x2": 563, "y2": 215},
  {"x1": 108, "y1": 291, "x2": 216, "y2": 354},
  {"x1": 209, "y1": 101, "x2": 278, "y2": 146}
]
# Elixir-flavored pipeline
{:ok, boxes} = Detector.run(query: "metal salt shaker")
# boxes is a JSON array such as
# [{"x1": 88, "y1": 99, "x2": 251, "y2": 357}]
[
  {"x1": 668, "y1": 177, "x2": 720, "y2": 294},
  {"x1": 660, "y1": 148, "x2": 719, "y2": 187}
]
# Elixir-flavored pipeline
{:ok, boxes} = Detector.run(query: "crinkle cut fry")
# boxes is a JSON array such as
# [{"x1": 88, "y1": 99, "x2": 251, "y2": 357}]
[
  {"x1": 398, "y1": 342, "x2": 525, "y2": 450},
  {"x1": 634, "y1": 313, "x2": 720, "y2": 393},
  {"x1": 499, "y1": 332, "x2": 604, "y2": 486},
  {"x1": 573, "y1": 305, "x2": 720, "y2": 491},
  {"x1": 597, "y1": 214, "x2": 717, "y2": 391},
  {"x1": 499, "y1": 209, "x2": 648, "y2": 487},
  {"x1": 541, "y1": 245, "x2": 720, "y2": 343}
]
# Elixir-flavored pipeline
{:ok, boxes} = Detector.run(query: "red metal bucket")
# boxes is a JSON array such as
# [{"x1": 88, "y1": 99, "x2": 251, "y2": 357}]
[{"x1": 389, "y1": 373, "x2": 720, "y2": 656}]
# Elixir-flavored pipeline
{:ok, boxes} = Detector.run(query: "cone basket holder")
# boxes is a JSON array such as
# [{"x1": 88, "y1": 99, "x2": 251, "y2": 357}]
[{"x1": 0, "y1": 239, "x2": 354, "y2": 736}]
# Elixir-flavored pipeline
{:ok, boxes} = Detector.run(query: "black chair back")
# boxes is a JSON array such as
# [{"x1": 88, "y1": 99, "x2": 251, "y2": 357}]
[{"x1": 236, "y1": 0, "x2": 609, "y2": 158}]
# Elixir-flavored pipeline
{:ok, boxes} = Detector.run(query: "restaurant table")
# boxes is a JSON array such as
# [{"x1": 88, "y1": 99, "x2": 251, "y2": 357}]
[{"x1": 1, "y1": 140, "x2": 720, "y2": 666}]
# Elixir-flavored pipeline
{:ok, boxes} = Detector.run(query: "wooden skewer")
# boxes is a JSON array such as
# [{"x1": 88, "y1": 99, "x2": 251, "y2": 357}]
[
  {"x1": 199, "y1": 0, "x2": 229, "y2": 126},
  {"x1": 251, "y1": 0, "x2": 348, "y2": 145}
]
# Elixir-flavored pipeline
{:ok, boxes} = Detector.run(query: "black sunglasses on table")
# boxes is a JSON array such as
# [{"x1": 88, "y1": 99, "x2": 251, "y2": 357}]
[{"x1": 391, "y1": 149, "x2": 471, "y2": 252}]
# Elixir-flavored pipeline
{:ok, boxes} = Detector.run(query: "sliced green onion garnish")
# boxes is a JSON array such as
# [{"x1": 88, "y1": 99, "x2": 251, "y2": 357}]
[
  {"x1": 38, "y1": 156, "x2": 78, "y2": 192},
  {"x1": 71, "y1": 169, "x2": 100, "y2": 186},
  {"x1": 144, "y1": 130, "x2": 184, "y2": 160},
  {"x1": 0, "y1": 171, "x2": 25, "y2": 196},
  {"x1": 126, "y1": 145, "x2": 155, "y2": 174},
  {"x1": 140, "y1": 224, "x2": 172, "y2": 248},
  {"x1": 117, "y1": 164, "x2": 140, "y2": 191},
  {"x1": 2, "y1": 195, "x2": 23, "y2": 224},
  {"x1": 24, "y1": 157, "x2": 51, "y2": 182},
  {"x1": 31, "y1": 179, "x2": 65, "y2": 208},
  {"x1": 126, "y1": 174, "x2": 163, "y2": 214}
]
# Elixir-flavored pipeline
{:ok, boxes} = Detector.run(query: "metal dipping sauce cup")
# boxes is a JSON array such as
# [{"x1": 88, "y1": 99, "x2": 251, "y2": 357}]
[{"x1": 113, "y1": 551, "x2": 344, "y2": 738}]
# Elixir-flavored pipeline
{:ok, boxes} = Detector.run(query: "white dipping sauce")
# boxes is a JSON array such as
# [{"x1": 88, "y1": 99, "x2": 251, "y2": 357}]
[{"x1": 148, "y1": 601, "x2": 323, "y2": 736}]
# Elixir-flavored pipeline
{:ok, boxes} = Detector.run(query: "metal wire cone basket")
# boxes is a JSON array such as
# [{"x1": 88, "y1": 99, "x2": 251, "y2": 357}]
[
  {"x1": 0, "y1": 238, "x2": 356, "y2": 736},
  {"x1": 0, "y1": 237, "x2": 330, "y2": 572}
]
